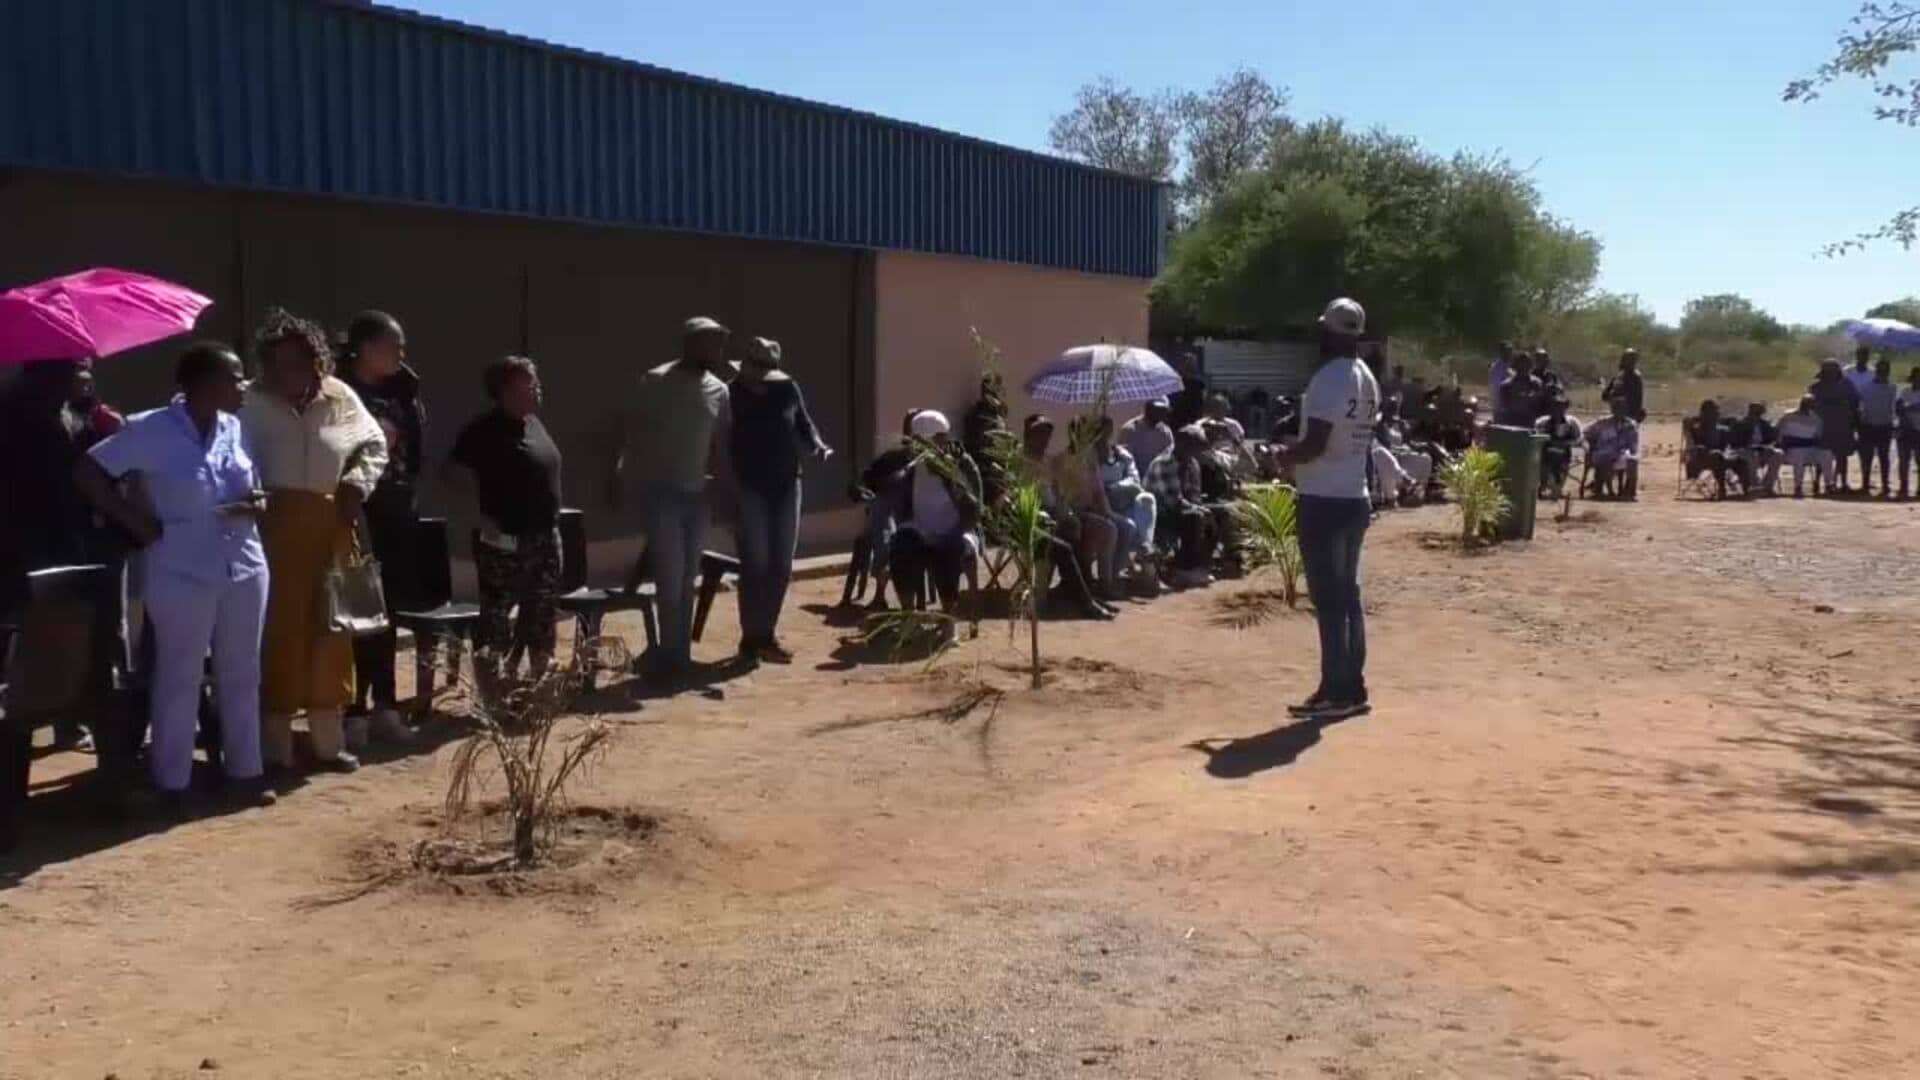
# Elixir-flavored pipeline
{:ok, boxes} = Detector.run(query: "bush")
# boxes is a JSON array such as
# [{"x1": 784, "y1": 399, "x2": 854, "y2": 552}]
[
  {"x1": 1234, "y1": 483, "x2": 1303, "y2": 606},
  {"x1": 1442, "y1": 448, "x2": 1511, "y2": 545}
]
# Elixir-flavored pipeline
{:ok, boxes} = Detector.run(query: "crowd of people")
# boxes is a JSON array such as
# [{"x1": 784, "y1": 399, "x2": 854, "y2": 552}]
[
  {"x1": 1, "y1": 311, "x2": 835, "y2": 833},
  {"x1": 844, "y1": 298, "x2": 1382, "y2": 720},
  {"x1": 1680, "y1": 348, "x2": 1920, "y2": 500}
]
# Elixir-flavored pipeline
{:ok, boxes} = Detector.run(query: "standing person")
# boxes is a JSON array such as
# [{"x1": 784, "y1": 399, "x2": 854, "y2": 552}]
[
  {"x1": 1493, "y1": 351, "x2": 1545, "y2": 428},
  {"x1": 1532, "y1": 348, "x2": 1563, "y2": 397},
  {"x1": 1602, "y1": 349, "x2": 1647, "y2": 424},
  {"x1": 335, "y1": 311, "x2": 423, "y2": 746},
  {"x1": 1269, "y1": 298, "x2": 1379, "y2": 721},
  {"x1": 727, "y1": 337, "x2": 831, "y2": 664},
  {"x1": 615, "y1": 317, "x2": 734, "y2": 681},
  {"x1": 1488, "y1": 341, "x2": 1516, "y2": 400},
  {"x1": 1119, "y1": 397, "x2": 1175, "y2": 472},
  {"x1": 1846, "y1": 346, "x2": 1878, "y2": 398},
  {"x1": 68, "y1": 365, "x2": 126, "y2": 450},
  {"x1": 1168, "y1": 351, "x2": 1207, "y2": 428},
  {"x1": 447, "y1": 357, "x2": 564, "y2": 685},
  {"x1": 0, "y1": 357, "x2": 127, "y2": 749},
  {"x1": 1809, "y1": 359, "x2": 1862, "y2": 493},
  {"x1": 1857, "y1": 358, "x2": 1898, "y2": 497},
  {"x1": 73, "y1": 343, "x2": 275, "y2": 810},
  {"x1": 1897, "y1": 368, "x2": 1920, "y2": 499},
  {"x1": 962, "y1": 372, "x2": 1010, "y2": 506},
  {"x1": 240, "y1": 309, "x2": 387, "y2": 774}
]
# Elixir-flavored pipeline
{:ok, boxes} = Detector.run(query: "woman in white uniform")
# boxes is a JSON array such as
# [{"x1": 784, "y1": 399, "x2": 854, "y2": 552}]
[{"x1": 74, "y1": 343, "x2": 276, "y2": 811}]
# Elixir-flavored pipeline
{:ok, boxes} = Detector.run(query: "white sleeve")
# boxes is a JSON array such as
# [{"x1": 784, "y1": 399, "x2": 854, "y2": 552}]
[{"x1": 1301, "y1": 367, "x2": 1345, "y2": 424}]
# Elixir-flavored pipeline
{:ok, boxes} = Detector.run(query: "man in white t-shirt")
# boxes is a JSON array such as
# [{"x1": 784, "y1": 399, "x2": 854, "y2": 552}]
[{"x1": 1269, "y1": 297, "x2": 1380, "y2": 720}]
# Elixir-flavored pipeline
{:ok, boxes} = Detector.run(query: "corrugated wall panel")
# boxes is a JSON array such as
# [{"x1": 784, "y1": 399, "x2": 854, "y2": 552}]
[{"x1": 0, "y1": 0, "x2": 1162, "y2": 278}]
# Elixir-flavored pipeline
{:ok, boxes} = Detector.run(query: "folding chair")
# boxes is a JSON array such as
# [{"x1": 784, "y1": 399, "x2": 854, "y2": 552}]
[{"x1": 1677, "y1": 428, "x2": 1719, "y2": 500}]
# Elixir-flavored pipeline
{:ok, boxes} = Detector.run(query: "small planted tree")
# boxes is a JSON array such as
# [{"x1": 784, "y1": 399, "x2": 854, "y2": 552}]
[
  {"x1": 1441, "y1": 447, "x2": 1512, "y2": 546},
  {"x1": 1234, "y1": 483, "x2": 1304, "y2": 606},
  {"x1": 439, "y1": 638, "x2": 626, "y2": 868}
]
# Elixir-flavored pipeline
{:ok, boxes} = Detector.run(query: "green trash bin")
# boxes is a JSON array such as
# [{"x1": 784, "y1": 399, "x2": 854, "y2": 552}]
[{"x1": 1484, "y1": 424, "x2": 1546, "y2": 541}]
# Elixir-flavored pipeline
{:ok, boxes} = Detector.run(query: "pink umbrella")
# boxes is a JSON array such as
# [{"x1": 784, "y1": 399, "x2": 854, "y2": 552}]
[{"x1": 0, "y1": 268, "x2": 212, "y2": 365}]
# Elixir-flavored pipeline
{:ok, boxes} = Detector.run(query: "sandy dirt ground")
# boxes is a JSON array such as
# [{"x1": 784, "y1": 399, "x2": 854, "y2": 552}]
[{"x1": 5, "y1": 423, "x2": 1920, "y2": 1079}]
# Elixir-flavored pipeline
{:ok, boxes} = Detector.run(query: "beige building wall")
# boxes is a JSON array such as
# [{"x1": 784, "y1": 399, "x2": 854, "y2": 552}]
[{"x1": 871, "y1": 250, "x2": 1154, "y2": 457}]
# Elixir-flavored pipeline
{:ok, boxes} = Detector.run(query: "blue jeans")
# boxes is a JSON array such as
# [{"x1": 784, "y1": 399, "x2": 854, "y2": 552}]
[
  {"x1": 1297, "y1": 495, "x2": 1371, "y2": 702},
  {"x1": 735, "y1": 483, "x2": 802, "y2": 643},
  {"x1": 641, "y1": 487, "x2": 709, "y2": 667}
]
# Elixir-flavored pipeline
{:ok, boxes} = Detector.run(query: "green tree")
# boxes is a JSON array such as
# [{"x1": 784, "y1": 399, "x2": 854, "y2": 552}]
[
  {"x1": 1679, "y1": 294, "x2": 1789, "y2": 344},
  {"x1": 1787, "y1": 3, "x2": 1920, "y2": 252},
  {"x1": 1154, "y1": 120, "x2": 1599, "y2": 346},
  {"x1": 1866, "y1": 296, "x2": 1920, "y2": 323}
]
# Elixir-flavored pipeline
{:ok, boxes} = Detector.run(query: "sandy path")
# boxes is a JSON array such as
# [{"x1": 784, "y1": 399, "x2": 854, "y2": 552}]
[{"x1": 6, "y1": 439, "x2": 1919, "y2": 1078}]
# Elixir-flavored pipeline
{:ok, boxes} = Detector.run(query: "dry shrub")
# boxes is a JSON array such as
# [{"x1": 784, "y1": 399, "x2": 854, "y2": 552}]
[{"x1": 438, "y1": 635, "x2": 631, "y2": 868}]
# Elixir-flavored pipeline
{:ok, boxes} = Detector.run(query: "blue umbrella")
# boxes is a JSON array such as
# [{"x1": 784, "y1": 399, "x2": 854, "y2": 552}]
[
  {"x1": 1025, "y1": 344, "x2": 1183, "y2": 405},
  {"x1": 1845, "y1": 318, "x2": 1920, "y2": 351}
]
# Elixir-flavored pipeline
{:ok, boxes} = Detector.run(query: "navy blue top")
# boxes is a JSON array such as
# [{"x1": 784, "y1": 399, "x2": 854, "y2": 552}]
[{"x1": 728, "y1": 378, "x2": 822, "y2": 498}]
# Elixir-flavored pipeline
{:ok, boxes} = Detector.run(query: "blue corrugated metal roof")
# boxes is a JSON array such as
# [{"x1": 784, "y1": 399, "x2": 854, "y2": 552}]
[{"x1": 0, "y1": 0, "x2": 1166, "y2": 278}]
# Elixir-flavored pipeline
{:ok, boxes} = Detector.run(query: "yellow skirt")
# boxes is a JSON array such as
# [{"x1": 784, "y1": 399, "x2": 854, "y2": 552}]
[{"x1": 260, "y1": 490, "x2": 355, "y2": 713}]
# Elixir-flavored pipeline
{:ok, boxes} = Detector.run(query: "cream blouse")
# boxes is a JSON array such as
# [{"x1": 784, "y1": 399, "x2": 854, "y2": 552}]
[{"x1": 239, "y1": 375, "x2": 389, "y2": 497}]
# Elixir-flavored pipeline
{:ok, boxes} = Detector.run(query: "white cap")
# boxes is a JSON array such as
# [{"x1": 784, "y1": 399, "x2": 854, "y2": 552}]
[
  {"x1": 1319, "y1": 297, "x2": 1366, "y2": 336},
  {"x1": 909, "y1": 410, "x2": 951, "y2": 438}
]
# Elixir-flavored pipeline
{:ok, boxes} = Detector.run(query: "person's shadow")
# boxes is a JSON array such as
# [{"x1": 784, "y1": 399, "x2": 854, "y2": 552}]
[{"x1": 1184, "y1": 716, "x2": 1354, "y2": 779}]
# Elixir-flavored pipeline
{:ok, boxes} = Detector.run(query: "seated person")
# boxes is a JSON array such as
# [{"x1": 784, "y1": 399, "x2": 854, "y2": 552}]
[
  {"x1": 1729, "y1": 402, "x2": 1781, "y2": 495},
  {"x1": 1583, "y1": 396, "x2": 1641, "y2": 498},
  {"x1": 1777, "y1": 395, "x2": 1834, "y2": 498},
  {"x1": 1198, "y1": 421, "x2": 1247, "y2": 573},
  {"x1": 1370, "y1": 434, "x2": 1418, "y2": 509},
  {"x1": 846, "y1": 409, "x2": 925, "y2": 608},
  {"x1": 1375, "y1": 400, "x2": 1435, "y2": 499},
  {"x1": 884, "y1": 410, "x2": 981, "y2": 613},
  {"x1": 1119, "y1": 397, "x2": 1174, "y2": 478},
  {"x1": 1145, "y1": 425, "x2": 1221, "y2": 588},
  {"x1": 1534, "y1": 397, "x2": 1583, "y2": 496},
  {"x1": 1019, "y1": 415, "x2": 1119, "y2": 619},
  {"x1": 1436, "y1": 387, "x2": 1477, "y2": 453},
  {"x1": 1683, "y1": 399, "x2": 1751, "y2": 498},
  {"x1": 1092, "y1": 416, "x2": 1155, "y2": 582},
  {"x1": 1204, "y1": 411, "x2": 1262, "y2": 481}
]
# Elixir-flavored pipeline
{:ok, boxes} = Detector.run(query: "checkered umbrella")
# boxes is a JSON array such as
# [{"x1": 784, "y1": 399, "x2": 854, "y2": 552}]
[
  {"x1": 1845, "y1": 318, "x2": 1920, "y2": 351},
  {"x1": 1024, "y1": 344, "x2": 1182, "y2": 405}
]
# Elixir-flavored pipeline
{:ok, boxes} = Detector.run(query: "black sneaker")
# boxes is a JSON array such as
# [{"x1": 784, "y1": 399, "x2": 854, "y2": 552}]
[
  {"x1": 316, "y1": 751, "x2": 360, "y2": 775},
  {"x1": 1313, "y1": 699, "x2": 1373, "y2": 720},
  {"x1": 756, "y1": 640, "x2": 795, "y2": 665},
  {"x1": 1287, "y1": 692, "x2": 1330, "y2": 717}
]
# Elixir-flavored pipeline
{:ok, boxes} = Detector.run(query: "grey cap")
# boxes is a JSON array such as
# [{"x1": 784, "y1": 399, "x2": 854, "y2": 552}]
[{"x1": 683, "y1": 316, "x2": 728, "y2": 337}]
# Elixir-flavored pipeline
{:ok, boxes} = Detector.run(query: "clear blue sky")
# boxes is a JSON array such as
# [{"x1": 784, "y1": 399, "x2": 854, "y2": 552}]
[{"x1": 413, "y1": 0, "x2": 1914, "y2": 328}]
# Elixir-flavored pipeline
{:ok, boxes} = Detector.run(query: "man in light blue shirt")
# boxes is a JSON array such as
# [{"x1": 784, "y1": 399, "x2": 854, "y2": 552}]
[{"x1": 77, "y1": 344, "x2": 274, "y2": 808}]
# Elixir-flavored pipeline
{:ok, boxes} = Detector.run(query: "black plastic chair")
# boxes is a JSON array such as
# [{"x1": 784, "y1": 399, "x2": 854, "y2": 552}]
[
  {"x1": 551, "y1": 509, "x2": 658, "y2": 685},
  {"x1": 691, "y1": 550, "x2": 740, "y2": 642},
  {"x1": 390, "y1": 519, "x2": 480, "y2": 718}
]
